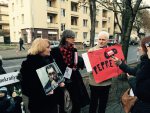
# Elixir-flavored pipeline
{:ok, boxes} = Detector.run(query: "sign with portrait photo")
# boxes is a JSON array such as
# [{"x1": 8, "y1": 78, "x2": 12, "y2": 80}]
[{"x1": 36, "y1": 62, "x2": 64, "y2": 95}]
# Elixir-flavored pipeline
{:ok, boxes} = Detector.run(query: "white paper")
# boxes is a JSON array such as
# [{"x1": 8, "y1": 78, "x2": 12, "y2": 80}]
[
  {"x1": 82, "y1": 53, "x2": 92, "y2": 72},
  {"x1": 129, "y1": 88, "x2": 134, "y2": 96},
  {"x1": 64, "y1": 67, "x2": 72, "y2": 79}
]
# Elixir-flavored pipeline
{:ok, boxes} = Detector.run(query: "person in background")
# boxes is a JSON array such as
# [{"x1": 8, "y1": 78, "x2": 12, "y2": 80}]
[
  {"x1": 50, "y1": 29, "x2": 90, "y2": 113},
  {"x1": 0, "y1": 55, "x2": 6, "y2": 74},
  {"x1": 88, "y1": 31, "x2": 112, "y2": 113},
  {"x1": 19, "y1": 38, "x2": 25, "y2": 51},
  {"x1": 112, "y1": 36, "x2": 150, "y2": 113},
  {"x1": 20, "y1": 38, "x2": 64, "y2": 113}
]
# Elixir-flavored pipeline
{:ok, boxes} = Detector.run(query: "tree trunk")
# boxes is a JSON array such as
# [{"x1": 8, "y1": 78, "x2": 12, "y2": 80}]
[{"x1": 89, "y1": 0, "x2": 96, "y2": 47}]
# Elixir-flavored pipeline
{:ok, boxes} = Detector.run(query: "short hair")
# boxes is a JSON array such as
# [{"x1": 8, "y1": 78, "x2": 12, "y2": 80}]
[
  {"x1": 59, "y1": 29, "x2": 75, "y2": 46},
  {"x1": 28, "y1": 38, "x2": 50, "y2": 55},
  {"x1": 141, "y1": 36, "x2": 150, "y2": 54},
  {"x1": 98, "y1": 31, "x2": 109, "y2": 39}
]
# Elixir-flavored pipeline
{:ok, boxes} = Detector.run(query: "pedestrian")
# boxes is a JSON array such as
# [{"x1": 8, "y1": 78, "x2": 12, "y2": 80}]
[
  {"x1": 20, "y1": 38, "x2": 65, "y2": 113},
  {"x1": 19, "y1": 38, "x2": 25, "y2": 51},
  {"x1": 0, "y1": 55, "x2": 6, "y2": 74},
  {"x1": 50, "y1": 29, "x2": 90, "y2": 113},
  {"x1": 112, "y1": 36, "x2": 150, "y2": 113},
  {"x1": 88, "y1": 31, "x2": 112, "y2": 113}
]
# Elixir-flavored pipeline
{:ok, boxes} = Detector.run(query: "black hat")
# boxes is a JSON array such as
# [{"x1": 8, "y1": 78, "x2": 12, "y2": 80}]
[{"x1": 62, "y1": 30, "x2": 75, "y2": 38}]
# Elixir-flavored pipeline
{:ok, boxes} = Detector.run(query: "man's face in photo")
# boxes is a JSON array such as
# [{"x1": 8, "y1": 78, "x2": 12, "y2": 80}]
[{"x1": 47, "y1": 67, "x2": 57, "y2": 81}]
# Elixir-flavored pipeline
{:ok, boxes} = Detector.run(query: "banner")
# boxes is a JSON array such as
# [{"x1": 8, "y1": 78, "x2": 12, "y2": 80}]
[
  {"x1": 0, "y1": 71, "x2": 20, "y2": 87},
  {"x1": 82, "y1": 44, "x2": 125, "y2": 83}
]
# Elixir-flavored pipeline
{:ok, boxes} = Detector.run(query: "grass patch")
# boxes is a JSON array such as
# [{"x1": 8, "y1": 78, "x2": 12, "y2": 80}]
[{"x1": 0, "y1": 44, "x2": 18, "y2": 50}]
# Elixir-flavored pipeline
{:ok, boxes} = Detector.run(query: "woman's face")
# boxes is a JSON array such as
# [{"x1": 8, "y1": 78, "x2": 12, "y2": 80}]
[
  {"x1": 66, "y1": 37, "x2": 75, "y2": 45},
  {"x1": 40, "y1": 42, "x2": 51, "y2": 56}
]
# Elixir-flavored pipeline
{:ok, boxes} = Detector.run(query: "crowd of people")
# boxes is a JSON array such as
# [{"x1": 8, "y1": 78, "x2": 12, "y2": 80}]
[{"x1": 0, "y1": 29, "x2": 150, "y2": 113}]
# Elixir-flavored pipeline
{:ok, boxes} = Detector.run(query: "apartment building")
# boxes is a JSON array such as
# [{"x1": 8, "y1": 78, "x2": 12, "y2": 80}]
[
  {"x1": 0, "y1": 2, "x2": 9, "y2": 43},
  {"x1": 9, "y1": 0, "x2": 114, "y2": 43}
]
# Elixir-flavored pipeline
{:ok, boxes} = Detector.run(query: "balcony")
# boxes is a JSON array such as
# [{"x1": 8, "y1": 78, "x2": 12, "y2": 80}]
[
  {"x1": 47, "y1": 23, "x2": 59, "y2": 29},
  {"x1": 0, "y1": 20, "x2": 9, "y2": 24},
  {"x1": 47, "y1": 7, "x2": 58, "y2": 14},
  {"x1": 71, "y1": 25, "x2": 78, "y2": 30}
]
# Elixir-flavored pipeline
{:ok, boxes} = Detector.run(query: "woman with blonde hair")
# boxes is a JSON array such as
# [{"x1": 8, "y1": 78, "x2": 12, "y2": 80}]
[{"x1": 20, "y1": 38, "x2": 64, "y2": 113}]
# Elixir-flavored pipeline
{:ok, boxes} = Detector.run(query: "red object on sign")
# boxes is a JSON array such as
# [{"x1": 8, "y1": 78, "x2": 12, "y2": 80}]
[{"x1": 88, "y1": 44, "x2": 125, "y2": 83}]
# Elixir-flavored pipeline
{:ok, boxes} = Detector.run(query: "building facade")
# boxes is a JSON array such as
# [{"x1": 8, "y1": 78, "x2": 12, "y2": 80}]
[
  {"x1": 0, "y1": 2, "x2": 9, "y2": 43},
  {"x1": 9, "y1": 0, "x2": 114, "y2": 43}
]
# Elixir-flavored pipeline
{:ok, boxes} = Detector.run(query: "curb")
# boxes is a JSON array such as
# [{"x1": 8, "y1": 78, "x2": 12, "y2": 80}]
[{"x1": 3, "y1": 56, "x2": 26, "y2": 60}]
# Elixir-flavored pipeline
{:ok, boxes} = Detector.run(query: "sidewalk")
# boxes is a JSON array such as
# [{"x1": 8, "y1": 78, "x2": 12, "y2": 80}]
[{"x1": 0, "y1": 49, "x2": 28, "y2": 60}]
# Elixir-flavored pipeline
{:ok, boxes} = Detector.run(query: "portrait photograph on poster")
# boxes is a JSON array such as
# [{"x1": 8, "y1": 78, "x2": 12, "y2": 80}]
[{"x1": 36, "y1": 62, "x2": 64, "y2": 95}]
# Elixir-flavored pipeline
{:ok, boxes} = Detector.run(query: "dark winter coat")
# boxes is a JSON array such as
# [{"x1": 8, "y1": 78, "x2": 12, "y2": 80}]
[
  {"x1": 119, "y1": 55, "x2": 150, "y2": 113},
  {"x1": 20, "y1": 54, "x2": 58, "y2": 113},
  {"x1": 0, "y1": 60, "x2": 6, "y2": 75},
  {"x1": 50, "y1": 47, "x2": 90, "y2": 108}
]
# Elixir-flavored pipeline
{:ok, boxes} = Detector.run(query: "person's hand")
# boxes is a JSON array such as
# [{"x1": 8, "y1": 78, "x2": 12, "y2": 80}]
[
  {"x1": 47, "y1": 90, "x2": 54, "y2": 95},
  {"x1": 146, "y1": 46, "x2": 150, "y2": 59},
  {"x1": 111, "y1": 56, "x2": 122, "y2": 65},
  {"x1": 59, "y1": 82, "x2": 65, "y2": 87},
  {"x1": 126, "y1": 73, "x2": 133, "y2": 79}
]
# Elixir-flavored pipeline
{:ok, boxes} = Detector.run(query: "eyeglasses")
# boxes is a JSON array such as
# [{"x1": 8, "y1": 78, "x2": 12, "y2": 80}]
[{"x1": 99, "y1": 38, "x2": 106, "y2": 41}]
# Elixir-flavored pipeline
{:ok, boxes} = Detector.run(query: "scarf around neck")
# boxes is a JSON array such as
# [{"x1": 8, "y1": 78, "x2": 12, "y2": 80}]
[{"x1": 60, "y1": 44, "x2": 77, "y2": 68}]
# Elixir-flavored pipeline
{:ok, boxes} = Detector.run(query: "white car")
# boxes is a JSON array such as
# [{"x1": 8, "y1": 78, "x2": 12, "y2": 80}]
[{"x1": 83, "y1": 40, "x2": 90, "y2": 47}]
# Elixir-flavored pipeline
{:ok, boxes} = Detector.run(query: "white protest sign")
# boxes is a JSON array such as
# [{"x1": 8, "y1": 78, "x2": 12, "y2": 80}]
[
  {"x1": 0, "y1": 71, "x2": 20, "y2": 87},
  {"x1": 82, "y1": 53, "x2": 92, "y2": 72}
]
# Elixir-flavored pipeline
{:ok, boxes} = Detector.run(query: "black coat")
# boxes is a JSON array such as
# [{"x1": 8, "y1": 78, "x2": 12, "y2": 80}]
[
  {"x1": 20, "y1": 54, "x2": 58, "y2": 113},
  {"x1": 0, "y1": 60, "x2": 6, "y2": 75},
  {"x1": 51, "y1": 47, "x2": 89, "y2": 108},
  {"x1": 119, "y1": 55, "x2": 150, "y2": 103}
]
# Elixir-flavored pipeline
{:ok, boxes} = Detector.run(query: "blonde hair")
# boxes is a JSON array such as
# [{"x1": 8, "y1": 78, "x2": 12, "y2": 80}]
[{"x1": 28, "y1": 38, "x2": 50, "y2": 55}]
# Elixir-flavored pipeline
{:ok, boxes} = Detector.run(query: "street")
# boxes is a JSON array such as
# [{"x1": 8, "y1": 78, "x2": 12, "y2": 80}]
[{"x1": 3, "y1": 45, "x2": 138, "y2": 73}]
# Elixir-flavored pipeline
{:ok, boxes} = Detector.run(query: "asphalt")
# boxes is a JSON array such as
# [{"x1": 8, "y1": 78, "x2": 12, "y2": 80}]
[{"x1": 0, "y1": 48, "x2": 135, "y2": 113}]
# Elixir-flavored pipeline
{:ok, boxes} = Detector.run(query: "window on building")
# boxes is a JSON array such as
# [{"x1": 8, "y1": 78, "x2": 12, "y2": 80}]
[
  {"x1": 47, "y1": 13, "x2": 57, "y2": 23},
  {"x1": 0, "y1": 16, "x2": 2, "y2": 21},
  {"x1": 83, "y1": 6, "x2": 88, "y2": 14},
  {"x1": 12, "y1": 3, "x2": 14, "y2": 12},
  {"x1": 95, "y1": 21, "x2": 99, "y2": 28},
  {"x1": 71, "y1": 2, "x2": 78, "y2": 12},
  {"x1": 21, "y1": 0, "x2": 23, "y2": 7},
  {"x1": 61, "y1": 8, "x2": 65, "y2": 17},
  {"x1": 21, "y1": 14, "x2": 24, "y2": 24},
  {"x1": 0, "y1": 25, "x2": 2, "y2": 29},
  {"x1": 83, "y1": 19, "x2": 88, "y2": 27},
  {"x1": 75, "y1": 32, "x2": 77, "y2": 38},
  {"x1": 71, "y1": 16, "x2": 78, "y2": 25},
  {"x1": 61, "y1": 23, "x2": 65, "y2": 31},
  {"x1": 61, "y1": 0, "x2": 65, "y2": 2},
  {"x1": 83, "y1": 32, "x2": 88, "y2": 39},
  {"x1": 102, "y1": 9, "x2": 107, "y2": 18},
  {"x1": 13, "y1": 18, "x2": 15, "y2": 26},
  {"x1": 47, "y1": 0, "x2": 52, "y2": 7},
  {"x1": 102, "y1": 21, "x2": 107, "y2": 28}
]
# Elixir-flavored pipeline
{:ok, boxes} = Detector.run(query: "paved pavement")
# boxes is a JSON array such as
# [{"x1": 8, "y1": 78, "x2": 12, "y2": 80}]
[{"x1": 0, "y1": 48, "x2": 135, "y2": 113}]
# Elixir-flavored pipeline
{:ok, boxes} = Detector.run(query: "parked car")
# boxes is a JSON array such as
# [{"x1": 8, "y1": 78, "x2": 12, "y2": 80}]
[
  {"x1": 83, "y1": 40, "x2": 90, "y2": 47},
  {"x1": 50, "y1": 41, "x2": 60, "y2": 48},
  {"x1": 107, "y1": 39, "x2": 118, "y2": 46}
]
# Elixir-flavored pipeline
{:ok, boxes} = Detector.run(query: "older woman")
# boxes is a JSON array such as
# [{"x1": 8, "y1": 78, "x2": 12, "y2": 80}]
[
  {"x1": 113, "y1": 36, "x2": 150, "y2": 113},
  {"x1": 20, "y1": 38, "x2": 64, "y2": 113},
  {"x1": 50, "y1": 30, "x2": 89, "y2": 113}
]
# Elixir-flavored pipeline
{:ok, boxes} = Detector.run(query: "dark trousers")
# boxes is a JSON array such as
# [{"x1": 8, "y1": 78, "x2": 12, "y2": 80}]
[
  {"x1": 131, "y1": 100, "x2": 150, "y2": 113},
  {"x1": 89, "y1": 85, "x2": 111, "y2": 113},
  {"x1": 20, "y1": 44, "x2": 25, "y2": 51}
]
